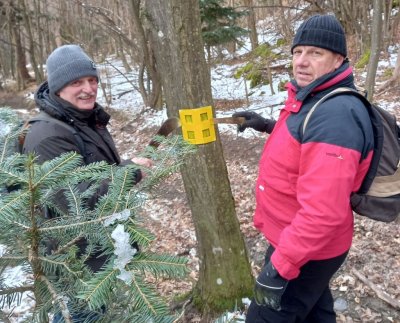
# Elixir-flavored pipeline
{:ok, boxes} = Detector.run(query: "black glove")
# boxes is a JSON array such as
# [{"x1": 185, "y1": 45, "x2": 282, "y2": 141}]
[
  {"x1": 133, "y1": 169, "x2": 142, "y2": 184},
  {"x1": 232, "y1": 111, "x2": 276, "y2": 133},
  {"x1": 254, "y1": 261, "x2": 288, "y2": 310}
]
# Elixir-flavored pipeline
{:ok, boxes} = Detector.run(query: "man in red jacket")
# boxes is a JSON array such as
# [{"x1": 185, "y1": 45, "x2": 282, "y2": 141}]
[{"x1": 234, "y1": 15, "x2": 374, "y2": 322}]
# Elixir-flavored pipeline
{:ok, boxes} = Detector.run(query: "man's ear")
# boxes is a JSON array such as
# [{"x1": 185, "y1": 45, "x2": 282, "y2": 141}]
[{"x1": 335, "y1": 54, "x2": 345, "y2": 69}]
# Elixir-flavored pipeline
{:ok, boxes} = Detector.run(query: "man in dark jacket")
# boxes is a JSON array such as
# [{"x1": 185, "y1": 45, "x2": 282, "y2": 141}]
[
  {"x1": 23, "y1": 44, "x2": 152, "y2": 322},
  {"x1": 234, "y1": 15, "x2": 374, "y2": 322}
]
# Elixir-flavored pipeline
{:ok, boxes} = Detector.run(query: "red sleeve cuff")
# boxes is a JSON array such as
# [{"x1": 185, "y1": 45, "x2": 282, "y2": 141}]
[{"x1": 271, "y1": 250, "x2": 300, "y2": 280}]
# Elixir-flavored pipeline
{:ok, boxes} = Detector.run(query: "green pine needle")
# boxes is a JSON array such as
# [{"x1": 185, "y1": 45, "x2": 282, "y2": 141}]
[{"x1": 0, "y1": 108, "x2": 195, "y2": 321}]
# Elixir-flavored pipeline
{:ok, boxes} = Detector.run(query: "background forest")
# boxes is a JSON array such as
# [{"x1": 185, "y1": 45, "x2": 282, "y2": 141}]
[
  {"x1": 0, "y1": 0, "x2": 399, "y2": 322},
  {"x1": 1, "y1": 0, "x2": 399, "y2": 99}
]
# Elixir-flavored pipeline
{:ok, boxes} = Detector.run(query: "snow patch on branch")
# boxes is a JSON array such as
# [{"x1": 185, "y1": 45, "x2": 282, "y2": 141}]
[
  {"x1": 103, "y1": 209, "x2": 131, "y2": 227},
  {"x1": 0, "y1": 122, "x2": 11, "y2": 137},
  {"x1": 111, "y1": 224, "x2": 137, "y2": 285},
  {"x1": 116, "y1": 268, "x2": 134, "y2": 284}
]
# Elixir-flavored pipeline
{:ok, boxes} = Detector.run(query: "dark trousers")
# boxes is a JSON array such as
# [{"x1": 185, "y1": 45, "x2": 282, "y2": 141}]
[
  {"x1": 246, "y1": 246, "x2": 348, "y2": 323},
  {"x1": 53, "y1": 311, "x2": 101, "y2": 323},
  {"x1": 52, "y1": 305, "x2": 105, "y2": 323}
]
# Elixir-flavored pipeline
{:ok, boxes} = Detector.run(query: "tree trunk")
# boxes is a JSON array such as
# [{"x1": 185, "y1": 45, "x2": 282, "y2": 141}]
[
  {"x1": 245, "y1": 0, "x2": 258, "y2": 50},
  {"x1": 277, "y1": 0, "x2": 293, "y2": 41},
  {"x1": 34, "y1": 0, "x2": 45, "y2": 80},
  {"x1": 12, "y1": 24, "x2": 33, "y2": 89},
  {"x1": 377, "y1": 47, "x2": 400, "y2": 92},
  {"x1": 128, "y1": 0, "x2": 162, "y2": 109},
  {"x1": 329, "y1": 0, "x2": 369, "y2": 60},
  {"x1": 390, "y1": 47, "x2": 400, "y2": 82},
  {"x1": 382, "y1": 0, "x2": 393, "y2": 50},
  {"x1": 54, "y1": 1, "x2": 66, "y2": 47},
  {"x1": 365, "y1": 0, "x2": 383, "y2": 101},
  {"x1": 7, "y1": 1, "x2": 33, "y2": 89},
  {"x1": 144, "y1": 0, "x2": 253, "y2": 317},
  {"x1": 20, "y1": 0, "x2": 44, "y2": 83}
]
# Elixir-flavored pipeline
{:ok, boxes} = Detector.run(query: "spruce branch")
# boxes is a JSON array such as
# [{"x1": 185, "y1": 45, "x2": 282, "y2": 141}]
[
  {"x1": 113, "y1": 167, "x2": 131, "y2": 213},
  {"x1": 38, "y1": 275, "x2": 72, "y2": 323},
  {"x1": 77, "y1": 266, "x2": 119, "y2": 309},
  {"x1": 0, "y1": 255, "x2": 26, "y2": 263},
  {"x1": 0, "y1": 153, "x2": 30, "y2": 187},
  {"x1": 0, "y1": 277, "x2": 34, "y2": 310},
  {"x1": 0, "y1": 285, "x2": 34, "y2": 296},
  {"x1": 37, "y1": 257, "x2": 86, "y2": 286},
  {"x1": 128, "y1": 275, "x2": 170, "y2": 317},
  {"x1": 129, "y1": 253, "x2": 188, "y2": 279},
  {"x1": 52, "y1": 236, "x2": 83, "y2": 256},
  {"x1": 65, "y1": 184, "x2": 82, "y2": 217},
  {"x1": 126, "y1": 217, "x2": 155, "y2": 247},
  {"x1": 0, "y1": 190, "x2": 31, "y2": 224},
  {"x1": 0, "y1": 109, "x2": 195, "y2": 320},
  {"x1": 38, "y1": 208, "x2": 138, "y2": 234}
]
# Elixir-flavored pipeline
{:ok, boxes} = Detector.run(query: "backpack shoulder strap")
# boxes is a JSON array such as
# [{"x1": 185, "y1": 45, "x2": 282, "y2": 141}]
[
  {"x1": 28, "y1": 112, "x2": 87, "y2": 162},
  {"x1": 302, "y1": 88, "x2": 387, "y2": 195},
  {"x1": 302, "y1": 87, "x2": 366, "y2": 134}
]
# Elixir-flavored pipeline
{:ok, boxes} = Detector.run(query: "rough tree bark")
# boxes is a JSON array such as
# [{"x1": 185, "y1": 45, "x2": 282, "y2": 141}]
[
  {"x1": 7, "y1": 1, "x2": 33, "y2": 89},
  {"x1": 382, "y1": 0, "x2": 393, "y2": 50},
  {"x1": 144, "y1": 0, "x2": 254, "y2": 318},
  {"x1": 365, "y1": 0, "x2": 383, "y2": 101},
  {"x1": 20, "y1": 0, "x2": 44, "y2": 83},
  {"x1": 245, "y1": 0, "x2": 259, "y2": 50},
  {"x1": 12, "y1": 25, "x2": 33, "y2": 89},
  {"x1": 128, "y1": 0, "x2": 162, "y2": 109}
]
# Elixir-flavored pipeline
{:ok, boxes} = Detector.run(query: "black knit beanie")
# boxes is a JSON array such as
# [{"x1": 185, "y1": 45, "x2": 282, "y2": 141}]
[
  {"x1": 46, "y1": 44, "x2": 98, "y2": 94},
  {"x1": 291, "y1": 14, "x2": 347, "y2": 57}
]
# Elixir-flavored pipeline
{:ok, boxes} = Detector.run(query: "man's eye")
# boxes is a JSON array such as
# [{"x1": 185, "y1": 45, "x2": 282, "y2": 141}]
[{"x1": 70, "y1": 81, "x2": 81, "y2": 86}]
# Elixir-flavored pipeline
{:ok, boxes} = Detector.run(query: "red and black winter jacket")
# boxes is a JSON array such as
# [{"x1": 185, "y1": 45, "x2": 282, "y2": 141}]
[{"x1": 254, "y1": 65, "x2": 374, "y2": 280}]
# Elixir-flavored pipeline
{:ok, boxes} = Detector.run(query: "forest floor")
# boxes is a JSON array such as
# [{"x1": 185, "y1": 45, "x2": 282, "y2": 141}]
[{"x1": 1, "y1": 58, "x2": 399, "y2": 323}]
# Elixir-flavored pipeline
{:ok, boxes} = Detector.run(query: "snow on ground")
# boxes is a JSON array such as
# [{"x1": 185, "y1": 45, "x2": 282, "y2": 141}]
[
  {"x1": 96, "y1": 45, "x2": 288, "y2": 141},
  {"x1": 0, "y1": 246, "x2": 35, "y2": 321}
]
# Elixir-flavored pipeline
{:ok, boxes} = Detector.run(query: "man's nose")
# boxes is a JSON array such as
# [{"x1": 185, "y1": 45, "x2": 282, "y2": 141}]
[
  {"x1": 81, "y1": 80, "x2": 95, "y2": 92},
  {"x1": 295, "y1": 53, "x2": 309, "y2": 66}
]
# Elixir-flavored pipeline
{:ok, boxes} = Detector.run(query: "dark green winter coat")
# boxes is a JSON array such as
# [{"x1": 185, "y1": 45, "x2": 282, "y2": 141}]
[{"x1": 23, "y1": 81, "x2": 140, "y2": 271}]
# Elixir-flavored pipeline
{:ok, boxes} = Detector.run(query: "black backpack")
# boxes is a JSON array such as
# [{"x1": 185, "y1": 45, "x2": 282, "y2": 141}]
[{"x1": 303, "y1": 87, "x2": 400, "y2": 223}]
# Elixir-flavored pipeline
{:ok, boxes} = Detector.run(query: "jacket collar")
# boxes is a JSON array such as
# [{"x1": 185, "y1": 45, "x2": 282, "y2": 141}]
[{"x1": 284, "y1": 62, "x2": 355, "y2": 113}]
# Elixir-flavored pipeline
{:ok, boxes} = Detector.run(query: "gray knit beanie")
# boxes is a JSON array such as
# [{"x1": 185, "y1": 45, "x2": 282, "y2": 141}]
[
  {"x1": 291, "y1": 14, "x2": 347, "y2": 57},
  {"x1": 46, "y1": 44, "x2": 98, "y2": 94}
]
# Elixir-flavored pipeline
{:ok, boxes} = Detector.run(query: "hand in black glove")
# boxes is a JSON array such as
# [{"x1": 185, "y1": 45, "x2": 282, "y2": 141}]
[
  {"x1": 232, "y1": 111, "x2": 276, "y2": 133},
  {"x1": 254, "y1": 261, "x2": 288, "y2": 311}
]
